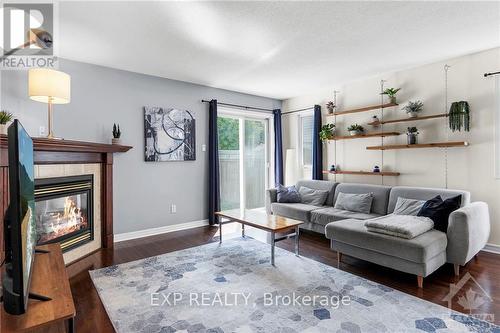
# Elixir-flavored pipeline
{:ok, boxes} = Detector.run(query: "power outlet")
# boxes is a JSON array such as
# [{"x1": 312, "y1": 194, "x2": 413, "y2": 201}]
[
  {"x1": 39, "y1": 126, "x2": 47, "y2": 136},
  {"x1": 171, "y1": 204, "x2": 177, "y2": 214},
  {"x1": 202, "y1": 144, "x2": 207, "y2": 152}
]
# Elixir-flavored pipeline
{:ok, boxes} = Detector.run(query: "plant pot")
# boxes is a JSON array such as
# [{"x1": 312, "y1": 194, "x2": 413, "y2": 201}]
[
  {"x1": 407, "y1": 111, "x2": 419, "y2": 118},
  {"x1": 112, "y1": 138, "x2": 121, "y2": 145},
  {"x1": 389, "y1": 96, "x2": 397, "y2": 104},
  {"x1": 327, "y1": 107, "x2": 334, "y2": 114},
  {"x1": 407, "y1": 133, "x2": 418, "y2": 145},
  {"x1": 0, "y1": 124, "x2": 6, "y2": 135},
  {"x1": 349, "y1": 130, "x2": 361, "y2": 136}
]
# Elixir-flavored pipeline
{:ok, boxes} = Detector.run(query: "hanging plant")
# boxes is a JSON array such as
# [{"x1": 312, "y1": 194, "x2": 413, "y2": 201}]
[
  {"x1": 448, "y1": 101, "x2": 470, "y2": 132},
  {"x1": 319, "y1": 123, "x2": 335, "y2": 141}
]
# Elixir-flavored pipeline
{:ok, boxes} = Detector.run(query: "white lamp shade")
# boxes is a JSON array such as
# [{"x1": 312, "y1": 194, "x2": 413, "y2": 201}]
[
  {"x1": 29, "y1": 68, "x2": 71, "y2": 104},
  {"x1": 285, "y1": 148, "x2": 298, "y2": 186}
]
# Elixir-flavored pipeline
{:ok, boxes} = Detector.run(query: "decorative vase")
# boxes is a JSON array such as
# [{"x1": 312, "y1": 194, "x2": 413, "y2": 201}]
[
  {"x1": 112, "y1": 138, "x2": 121, "y2": 145},
  {"x1": 0, "y1": 124, "x2": 6, "y2": 135},
  {"x1": 407, "y1": 133, "x2": 418, "y2": 145},
  {"x1": 373, "y1": 166, "x2": 380, "y2": 173},
  {"x1": 349, "y1": 130, "x2": 361, "y2": 136},
  {"x1": 329, "y1": 165, "x2": 336, "y2": 172},
  {"x1": 389, "y1": 96, "x2": 397, "y2": 104},
  {"x1": 407, "y1": 111, "x2": 418, "y2": 118},
  {"x1": 370, "y1": 116, "x2": 380, "y2": 127}
]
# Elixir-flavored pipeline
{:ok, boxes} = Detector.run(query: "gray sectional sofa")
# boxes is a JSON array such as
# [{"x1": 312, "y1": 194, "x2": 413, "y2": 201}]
[{"x1": 266, "y1": 180, "x2": 490, "y2": 288}]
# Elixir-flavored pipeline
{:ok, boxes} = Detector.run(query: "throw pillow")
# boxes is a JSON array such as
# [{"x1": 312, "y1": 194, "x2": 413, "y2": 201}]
[
  {"x1": 393, "y1": 197, "x2": 426, "y2": 216},
  {"x1": 276, "y1": 184, "x2": 301, "y2": 203},
  {"x1": 298, "y1": 186, "x2": 329, "y2": 206},
  {"x1": 417, "y1": 195, "x2": 462, "y2": 232},
  {"x1": 334, "y1": 192, "x2": 373, "y2": 214}
]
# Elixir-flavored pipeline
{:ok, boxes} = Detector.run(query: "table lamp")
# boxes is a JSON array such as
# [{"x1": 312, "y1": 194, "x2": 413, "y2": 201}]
[{"x1": 28, "y1": 68, "x2": 71, "y2": 139}]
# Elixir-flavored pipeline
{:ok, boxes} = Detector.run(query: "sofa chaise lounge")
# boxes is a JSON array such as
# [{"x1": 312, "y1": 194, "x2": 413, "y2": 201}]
[{"x1": 266, "y1": 180, "x2": 490, "y2": 288}]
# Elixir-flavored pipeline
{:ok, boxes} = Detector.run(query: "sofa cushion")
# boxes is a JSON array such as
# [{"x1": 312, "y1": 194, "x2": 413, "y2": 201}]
[
  {"x1": 333, "y1": 183, "x2": 391, "y2": 215},
  {"x1": 393, "y1": 197, "x2": 426, "y2": 216},
  {"x1": 334, "y1": 192, "x2": 373, "y2": 214},
  {"x1": 311, "y1": 207, "x2": 381, "y2": 226},
  {"x1": 299, "y1": 186, "x2": 329, "y2": 206},
  {"x1": 417, "y1": 195, "x2": 462, "y2": 232},
  {"x1": 276, "y1": 184, "x2": 301, "y2": 203},
  {"x1": 325, "y1": 219, "x2": 447, "y2": 263},
  {"x1": 271, "y1": 203, "x2": 320, "y2": 222},
  {"x1": 296, "y1": 180, "x2": 338, "y2": 206},
  {"x1": 388, "y1": 186, "x2": 470, "y2": 214}
]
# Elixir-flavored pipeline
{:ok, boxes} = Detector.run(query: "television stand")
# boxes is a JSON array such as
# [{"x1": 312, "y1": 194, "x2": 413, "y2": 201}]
[{"x1": 1, "y1": 244, "x2": 76, "y2": 333}]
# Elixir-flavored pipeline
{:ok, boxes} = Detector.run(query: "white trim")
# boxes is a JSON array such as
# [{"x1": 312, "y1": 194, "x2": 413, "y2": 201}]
[
  {"x1": 495, "y1": 76, "x2": 500, "y2": 179},
  {"x1": 114, "y1": 219, "x2": 210, "y2": 243},
  {"x1": 482, "y1": 243, "x2": 500, "y2": 254}
]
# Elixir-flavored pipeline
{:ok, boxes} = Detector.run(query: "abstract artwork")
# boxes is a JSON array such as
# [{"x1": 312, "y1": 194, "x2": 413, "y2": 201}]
[{"x1": 144, "y1": 107, "x2": 196, "y2": 161}]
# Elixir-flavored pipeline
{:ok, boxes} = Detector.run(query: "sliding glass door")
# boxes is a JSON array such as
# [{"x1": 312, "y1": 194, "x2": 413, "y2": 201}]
[{"x1": 218, "y1": 113, "x2": 269, "y2": 211}]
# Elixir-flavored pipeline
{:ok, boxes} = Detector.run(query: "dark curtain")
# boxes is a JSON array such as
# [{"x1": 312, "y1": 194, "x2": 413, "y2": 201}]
[
  {"x1": 312, "y1": 104, "x2": 323, "y2": 180},
  {"x1": 208, "y1": 99, "x2": 220, "y2": 225},
  {"x1": 273, "y1": 109, "x2": 284, "y2": 186}
]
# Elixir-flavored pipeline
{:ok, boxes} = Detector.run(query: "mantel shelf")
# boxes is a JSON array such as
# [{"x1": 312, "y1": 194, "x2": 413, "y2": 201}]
[
  {"x1": 323, "y1": 170, "x2": 400, "y2": 176},
  {"x1": 366, "y1": 141, "x2": 469, "y2": 150},
  {"x1": 329, "y1": 102, "x2": 398, "y2": 116},
  {"x1": 368, "y1": 113, "x2": 448, "y2": 126},
  {"x1": 328, "y1": 132, "x2": 400, "y2": 140},
  {"x1": 0, "y1": 134, "x2": 132, "y2": 153}
]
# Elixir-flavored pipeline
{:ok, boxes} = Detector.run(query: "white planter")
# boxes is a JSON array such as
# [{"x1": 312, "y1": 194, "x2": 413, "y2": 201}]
[
  {"x1": 407, "y1": 111, "x2": 419, "y2": 118},
  {"x1": 112, "y1": 138, "x2": 121, "y2": 145},
  {"x1": 349, "y1": 130, "x2": 361, "y2": 136},
  {"x1": 0, "y1": 124, "x2": 7, "y2": 135}
]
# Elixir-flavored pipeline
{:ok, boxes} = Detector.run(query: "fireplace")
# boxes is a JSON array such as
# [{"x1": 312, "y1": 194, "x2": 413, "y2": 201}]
[{"x1": 34, "y1": 175, "x2": 94, "y2": 252}]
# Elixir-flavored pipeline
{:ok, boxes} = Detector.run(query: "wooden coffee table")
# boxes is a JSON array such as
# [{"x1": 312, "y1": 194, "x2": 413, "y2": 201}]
[{"x1": 215, "y1": 209, "x2": 304, "y2": 266}]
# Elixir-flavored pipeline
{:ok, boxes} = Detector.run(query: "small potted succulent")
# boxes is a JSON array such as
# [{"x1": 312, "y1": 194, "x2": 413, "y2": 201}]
[
  {"x1": 326, "y1": 101, "x2": 336, "y2": 114},
  {"x1": 112, "y1": 123, "x2": 122, "y2": 144},
  {"x1": 319, "y1": 123, "x2": 335, "y2": 141},
  {"x1": 406, "y1": 127, "x2": 419, "y2": 145},
  {"x1": 0, "y1": 110, "x2": 13, "y2": 135},
  {"x1": 381, "y1": 87, "x2": 401, "y2": 104},
  {"x1": 402, "y1": 100, "x2": 424, "y2": 118},
  {"x1": 347, "y1": 124, "x2": 364, "y2": 136}
]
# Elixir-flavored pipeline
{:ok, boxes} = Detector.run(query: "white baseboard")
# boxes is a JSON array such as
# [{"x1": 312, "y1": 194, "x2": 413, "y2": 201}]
[
  {"x1": 482, "y1": 243, "x2": 500, "y2": 254},
  {"x1": 114, "y1": 219, "x2": 210, "y2": 243}
]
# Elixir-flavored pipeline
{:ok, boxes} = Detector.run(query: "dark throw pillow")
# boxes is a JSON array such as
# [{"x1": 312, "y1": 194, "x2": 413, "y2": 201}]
[
  {"x1": 276, "y1": 184, "x2": 301, "y2": 203},
  {"x1": 417, "y1": 195, "x2": 462, "y2": 232}
]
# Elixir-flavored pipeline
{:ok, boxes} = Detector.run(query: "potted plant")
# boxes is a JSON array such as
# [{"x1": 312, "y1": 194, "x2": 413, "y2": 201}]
[
  {"x1": 112, "y1": 123, "x2": 122, "y2": 144},
  {"x1": 449, "y1": 101, "x2": 470, "y2": 132},
  {"x1": 402, "y1": 100, "x2": 423, "y2": 118},
  {"x1": 381, "y1": 87, "x2": 401, "y2": 104},
  {"x1": 319, "y1": 123, "x2": 335, "y2": 141},
  {"x1": 347, "y1": 124, "x2": 364, "y2": 136},
  {"x1": 326, "y1": 101, "x2": 336, "y2": 114},
  {"x1": 0, "y1": 111, "x2": 13, "y2": 135},
  {"x1": 406, "y1": 127, "x2": 419, "y2": 145}
]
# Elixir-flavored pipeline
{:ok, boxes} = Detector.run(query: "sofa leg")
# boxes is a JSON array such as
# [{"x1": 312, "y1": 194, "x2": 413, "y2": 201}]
[
  {"x1": 417, "y1": 276, "x2": 423, "y2": 289},
  {"x1": 337, "y1": 252, "x2": 342, "y2": 268},
  {"x1": 454, "y1": 264, "x2": 460, "y2": 277}
]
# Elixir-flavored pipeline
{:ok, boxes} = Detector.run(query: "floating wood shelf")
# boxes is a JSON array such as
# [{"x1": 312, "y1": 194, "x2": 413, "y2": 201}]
[
  {"x1": 328, "y1": 131, "x2": 400, "y2": 140},
  {"x1": 323, "y1": 170, "x2": 400, "y2": 176},
  {"x1": 366, "y1": 141, "x2": 469, "y2": 150},
  {"x1": 368, "y1": 113, "x2": 448, "y2": 126},
  {"x1": 329, "y1": 102, "x2": 398, "y2": 116}
]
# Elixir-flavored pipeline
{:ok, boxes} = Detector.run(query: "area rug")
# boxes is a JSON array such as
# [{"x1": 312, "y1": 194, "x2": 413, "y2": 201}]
[{"x1": 90, "y1": 238, "x2": 498, "y2": 333}]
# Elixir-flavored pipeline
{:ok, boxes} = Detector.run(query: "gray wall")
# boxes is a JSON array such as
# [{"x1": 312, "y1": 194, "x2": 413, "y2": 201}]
[{"x1": 1, "y1": 59, "x2": 281, "y2": 234}]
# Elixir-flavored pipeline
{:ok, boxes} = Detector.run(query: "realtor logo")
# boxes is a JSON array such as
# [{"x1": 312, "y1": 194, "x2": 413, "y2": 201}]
[
  {"x1": 442, "y1": 272, "x2": 494, "y2": 322},
  {"x1": 1, "y1": 3, "x2": 57, "y2": 69}
]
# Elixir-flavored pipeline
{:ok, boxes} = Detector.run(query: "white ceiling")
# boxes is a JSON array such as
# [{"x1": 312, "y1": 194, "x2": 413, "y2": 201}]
[{"x1": 59, "y1": 1, "x2": 500, "y2": 100}]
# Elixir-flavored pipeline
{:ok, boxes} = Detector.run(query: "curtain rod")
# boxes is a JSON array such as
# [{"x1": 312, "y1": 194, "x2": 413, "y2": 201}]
[
  {"x1": 484, "y1": 71, "x2": 500, "y2": 77},
  {"x1": 283, "y1": 106, "x2": 315, "y2": 115},
  {"x1": 201, "y1": 99, "x2": 274, "y2": 113}
]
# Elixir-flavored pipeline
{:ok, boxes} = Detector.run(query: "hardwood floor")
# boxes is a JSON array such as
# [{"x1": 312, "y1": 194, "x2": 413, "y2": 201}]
[{"x1": 67, "y1": 225, "x2": 500, "y2": 332}]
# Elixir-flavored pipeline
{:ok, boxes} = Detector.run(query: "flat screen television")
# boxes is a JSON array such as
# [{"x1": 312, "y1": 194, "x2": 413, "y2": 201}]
[{"x1": 2, "y1": 120, "x2": 37, "y2": 315}]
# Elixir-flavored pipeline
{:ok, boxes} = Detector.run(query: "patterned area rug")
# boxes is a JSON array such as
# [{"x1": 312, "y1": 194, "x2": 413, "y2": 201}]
[{"x1": 90, "y1": 238, "x2": 498, "y2": 333}]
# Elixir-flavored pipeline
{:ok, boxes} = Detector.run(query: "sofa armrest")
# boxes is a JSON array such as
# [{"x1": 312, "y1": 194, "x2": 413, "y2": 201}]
[
  {"x1": 266, "y1": 188, "x2": 278, "y2": 214},
  {"x1": 447, "y1": 202, "x2": 490, "y2": 265}
]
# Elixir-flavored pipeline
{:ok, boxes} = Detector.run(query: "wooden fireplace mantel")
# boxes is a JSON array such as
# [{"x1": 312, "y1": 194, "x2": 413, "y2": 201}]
[{"x1": 0, "y1": 134, "x2": 133, "y2": 262}]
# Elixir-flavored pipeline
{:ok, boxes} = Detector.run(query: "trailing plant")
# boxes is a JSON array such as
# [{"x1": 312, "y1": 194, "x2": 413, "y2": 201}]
[
  {"x1": 0, "y1": 110, "x2": 13, "y2": 125},
  {"x1": 319, "y1": 123, "x2": 335, "y2": 141},
  {"x1": 448, "y1": 101, "x2": 470, "y2": 132},
  {"x1": 381, "y1": 88, "x2": 401, "y2": 98},
  {"x1": 112, "y1": 123, "x2": 121, "y2": 139},
  {"x1": 402, "y1": 100, "x2": 424, "y2": 114},
  {"x1": 347, "y1": 124, "x2": 364, "y2": 132},
  {"x1": 406, "y1": 126, "x2": 419, "y2": 134}
]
